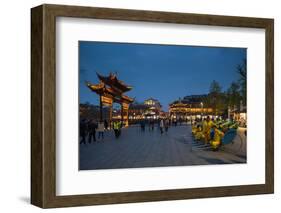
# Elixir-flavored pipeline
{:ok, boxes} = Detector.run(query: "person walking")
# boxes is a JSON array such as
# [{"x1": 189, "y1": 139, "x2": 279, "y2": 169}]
[
  {"x1": 164, "y1": 119, "x2": 169, "y2": 133},
  {"x1": 113, "y1": 120, "x2": 122, "y2": 139},
  {"x1": 140, "y1": 120, "x2": 145, "y2": 132},
  {"x1": 104, "y1": 119, "x2": 108, "y2": 130},
  {"x1": 113, "y1": 121, "x2": 119, "y2": 138},
  {"x1": 79, "y1": 119, "x2": 87, "y2": 144},
  {"x1": 160, "y1": 119, "x2": 164, "y2": 135},
  {"x1": 148, "y1": 119, "x2": 154, "y2": 131},
  {"x1": 151, "y1": 120, "x2": 154, "y2": 131},
  {"x1": 88, "y1": 120, "x2": 97, "y2": 143},
  {"x1": 117, "y1": 120, "x2": 122, "y2": 138},
  {"x1": 97, "y1": 121, "x2": 105, "y2": 140}
]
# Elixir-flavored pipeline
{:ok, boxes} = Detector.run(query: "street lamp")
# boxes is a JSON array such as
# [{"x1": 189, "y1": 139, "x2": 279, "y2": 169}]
[{"x1": 200, "y1": 102, "x2": 203, "y2": 119}]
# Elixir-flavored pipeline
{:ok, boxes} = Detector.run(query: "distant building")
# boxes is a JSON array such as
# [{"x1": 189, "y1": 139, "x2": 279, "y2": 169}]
[
  {"x1": 169, "y1": 95, "x2": 213, "y2": 120},
  {"x1": 228, "y1": 100, "x2": 247, "y2": 127},
  {"x1": 128, "y1": 104, "x2": 149, "y2": 121},
  {"x1": 143, "y1": 98, "x2": 162, "y2": 119},
  {"x1": 79, "y1": 103, "x2": 110, "y2": 121},
  {"x1": 128, "y1": 98, "x2": 162, "y2": 123}
]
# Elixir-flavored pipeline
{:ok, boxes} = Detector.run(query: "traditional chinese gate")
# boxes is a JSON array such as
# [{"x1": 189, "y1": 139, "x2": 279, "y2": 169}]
[{"x1": 86, "y1": 72, "x2": 133, "y2": 127}]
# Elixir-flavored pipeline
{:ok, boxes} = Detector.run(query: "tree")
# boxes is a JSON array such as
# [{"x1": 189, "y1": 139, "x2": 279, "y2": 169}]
[
  {"x1": 237, "y1": 59, "x2": 247, "y2": 105},
  {"x1": 227, "y1": 82, "x2": 241, "y2": 109},
  {"x1": 208, "y1": 80, "x2": 226, "y2": 115},
  {"x1": 209, "y1": 80, "x2": 222, "y2": 95}
]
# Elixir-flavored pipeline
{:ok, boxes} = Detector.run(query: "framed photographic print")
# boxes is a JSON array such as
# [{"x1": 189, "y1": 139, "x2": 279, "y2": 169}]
[{"x1": 31, "y1": 4, "x2": 274, "y2": 208}]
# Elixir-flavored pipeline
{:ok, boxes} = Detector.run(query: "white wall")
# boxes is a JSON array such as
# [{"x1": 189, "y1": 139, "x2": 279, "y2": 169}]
[{"x1": 0, "y1": 0, "x2": 279, "y2": 212}]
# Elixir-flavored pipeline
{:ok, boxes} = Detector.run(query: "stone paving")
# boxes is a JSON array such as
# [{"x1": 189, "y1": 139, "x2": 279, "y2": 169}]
[{"x1": 79, "y1": 124, "x2": 246, "y2": 170}]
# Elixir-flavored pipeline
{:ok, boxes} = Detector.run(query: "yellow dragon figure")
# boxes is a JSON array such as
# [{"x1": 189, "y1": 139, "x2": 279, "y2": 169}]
[
  {"x1": 195, "y1": 131, "x2": 205, "y2": 141},
  {"x1": 209, "y1": 126, "x2": 225, "y2": 150},
  {"x1": 193, "y1": 125, "x2": 205, "y2": 141},
  {"x1": 191, "y1": 125, "x2": 197, "y2": 135}
]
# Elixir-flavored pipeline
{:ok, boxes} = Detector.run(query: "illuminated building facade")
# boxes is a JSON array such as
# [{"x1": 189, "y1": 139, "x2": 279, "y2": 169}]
[
  {"x1": 128, "y1": 98, "x2": 162, "y2": 123},
  {"x1": 143, "y1": 98, "x2": 162, "y2": 119},
  {"x1": 169, "y1": 95, "x2": 213, "y2": 120},
  {"x1": 128, "y1": 104, "x2": 149, "y2": 121},
  {"x1": 228, "y1": 100, "x2": 247, "y2": 127},
  {"x1": 79, "y1": 103, "x2": 110, "y2": 121}
]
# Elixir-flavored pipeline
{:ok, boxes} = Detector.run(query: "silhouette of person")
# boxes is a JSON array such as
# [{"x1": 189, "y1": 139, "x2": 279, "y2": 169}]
[
  {"x1": 88, "y1": 120, "x2": 97, "y2": 143},
  {"x1": 79, "y1": 119, "x2": 87, "y2": 144}
]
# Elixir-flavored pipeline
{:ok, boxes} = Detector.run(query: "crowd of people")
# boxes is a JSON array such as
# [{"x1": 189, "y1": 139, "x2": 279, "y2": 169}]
[
  {"x1": 80, "y1": 115, "x2": 244, "y2": 149},
  {"x1": 139, "y1": 118, "x2": 173, "y2": 135},
  {"x1": 81, "y1": 117, "x2": 172, "y2": 145},
  {"x1": 79, "y1": 119, "x2": 123, "y2": 144}
]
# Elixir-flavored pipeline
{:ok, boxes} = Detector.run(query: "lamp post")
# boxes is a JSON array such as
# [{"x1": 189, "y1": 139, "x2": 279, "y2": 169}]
[{"x1": 200, "y1": 102, "x2": 203, "y2": 120}]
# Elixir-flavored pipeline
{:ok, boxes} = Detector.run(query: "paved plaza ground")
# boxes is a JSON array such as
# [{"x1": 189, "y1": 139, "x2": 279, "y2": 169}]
[{"x1": 79, "y1": 124, "x2": 246, "y2": 170}]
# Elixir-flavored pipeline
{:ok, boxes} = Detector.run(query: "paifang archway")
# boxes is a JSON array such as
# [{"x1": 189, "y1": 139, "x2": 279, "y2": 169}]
[{"x1": 86, "y1": 72, "x2": 133, "y2": 127}]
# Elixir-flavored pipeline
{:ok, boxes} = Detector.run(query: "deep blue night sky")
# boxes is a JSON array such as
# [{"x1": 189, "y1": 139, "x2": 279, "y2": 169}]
[{"x1": 79, "y1": 41, "x2": 246, "y2": 111}]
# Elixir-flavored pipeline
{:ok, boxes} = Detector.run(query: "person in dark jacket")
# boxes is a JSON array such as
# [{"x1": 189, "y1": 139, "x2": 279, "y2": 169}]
[
  {"x1": 140, "y1": 120, "x2": 145, "y2": 132},
  {"x1": 113, "y1": 120, "x2": 122, "y2": 139},
  {"x1": 88, "y1": 120, "x2": 97, "y2": 143},
  {"x1": 79, "y1": 119, "x2": 87, "y2": 144},
  {"x1": 104, "y1": 119, "x2": 108, "y2": 130}
]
